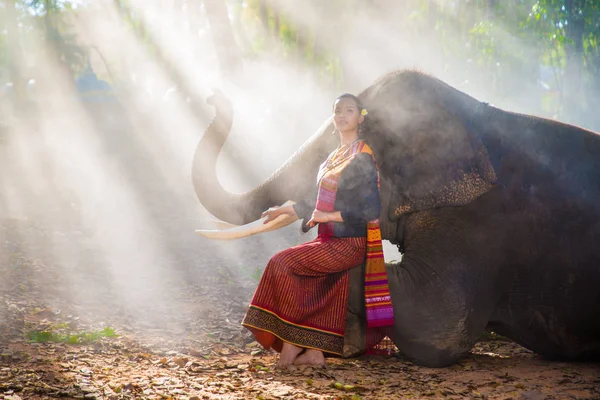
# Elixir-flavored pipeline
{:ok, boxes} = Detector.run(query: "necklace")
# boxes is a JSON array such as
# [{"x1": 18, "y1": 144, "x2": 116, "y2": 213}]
[{"x1": 330, "y1": 139, "x2": 362, "y2": 165}]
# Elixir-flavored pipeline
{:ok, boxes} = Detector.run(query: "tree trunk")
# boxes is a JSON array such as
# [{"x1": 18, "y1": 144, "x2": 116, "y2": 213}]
[
  {"x1": 203, "y1": 0, "x2": 242, "y2": 76},
  {"x1": 259, "y1": 0, "x2": 270, "y2": 35},
  {"x1": 586, "y1": 38, "x2": 600, "y2": 130},
  {"x1": 485, "y1": 0, "x2": 496, "y2": 20},
  {"x1": 42, "y1": 0, "x2": 75, "y2": 84},
  {"x1": 427, "y1": 0, "x2": 445, "y2": 77},
  {"x1": 6, "y1": 0, "x2": 27, "y2": 106},
  {"x1": 258, "y1": 0, "x2": 280, "y2": 47},
  {"x1": 230, "y1": 0, "x2": 252, "y2": 54},
  {"x1": 563, "y1": 0, "x2": 585, "y2": 122},
  {"x1": 273, "y1": 3, "x2": 280, "y2": 39},
  {"x1": 428, "y1": 0, "x2": 437, "y2": 26},
  {"x1": 295, "y1": 28, "x2": 308, "y2": 64}
]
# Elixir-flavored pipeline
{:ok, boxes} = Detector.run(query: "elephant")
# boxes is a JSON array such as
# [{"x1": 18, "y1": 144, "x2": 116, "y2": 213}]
[{"x1": 192, "y1": 70, "x2": 600, "y2": 367}]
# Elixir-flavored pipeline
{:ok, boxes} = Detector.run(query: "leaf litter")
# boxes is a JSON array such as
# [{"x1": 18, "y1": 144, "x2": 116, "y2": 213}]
[{"x1": 1, "y1": 217, "x2": 599, "y2": 399}]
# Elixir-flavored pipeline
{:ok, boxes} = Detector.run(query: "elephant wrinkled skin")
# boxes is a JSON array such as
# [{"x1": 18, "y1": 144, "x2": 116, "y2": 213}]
[{"x1": 192, "y1": 71, "x2": 600, "y2": 367}]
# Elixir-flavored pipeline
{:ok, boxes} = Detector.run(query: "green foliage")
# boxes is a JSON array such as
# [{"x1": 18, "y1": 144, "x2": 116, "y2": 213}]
[
  {"x1": 27, "y1": 326, "x2": 118, "y2": 344},
  {"x1": 1, "y1": 0, "x2": 87, "y2": 85},
  {"x1": 0, "y1": 0, "x2": 598, "y2": 126},
  {"x1": 401, "y1": 0, "x2": 599, "y2": 125},
  {"x1": 238, "y1": 0, "x2": 351, "y2": 89}
]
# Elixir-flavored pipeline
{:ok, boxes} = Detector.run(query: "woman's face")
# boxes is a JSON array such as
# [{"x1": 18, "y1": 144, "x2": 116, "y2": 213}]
[{"x1": 333, "y1": 97, "x2": 364, "y2": 133}]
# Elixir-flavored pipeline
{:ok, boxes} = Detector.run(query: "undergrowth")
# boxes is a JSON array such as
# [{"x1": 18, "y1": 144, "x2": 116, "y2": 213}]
[{"x1": 27, "y1": 326, "x2": 118, "y2": 344}]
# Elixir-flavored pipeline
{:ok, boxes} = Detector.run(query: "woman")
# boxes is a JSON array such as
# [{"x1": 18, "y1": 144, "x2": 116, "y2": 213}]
[{"x1": 241, "y1": 94, "x2": 394, "y2": 368}]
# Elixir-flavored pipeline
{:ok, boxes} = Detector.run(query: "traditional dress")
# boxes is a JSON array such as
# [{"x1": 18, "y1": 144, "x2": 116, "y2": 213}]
[{"x1": 242, "y1": 140, "x2": 394, "y2": 356}]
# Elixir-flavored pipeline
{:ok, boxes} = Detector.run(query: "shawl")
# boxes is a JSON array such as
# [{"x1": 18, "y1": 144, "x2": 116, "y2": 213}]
[{"x1": 315, "y1": 139, "x2": 395, "y2": 353}]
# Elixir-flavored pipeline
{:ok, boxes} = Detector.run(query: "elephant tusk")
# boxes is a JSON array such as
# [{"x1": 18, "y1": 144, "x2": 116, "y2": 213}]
[
  {"x1": 195, "y1": 201, "x2": 299, "y2": 240},
  {"x1": 203, "y1": 219, "x2": 241, "y2": 229}
]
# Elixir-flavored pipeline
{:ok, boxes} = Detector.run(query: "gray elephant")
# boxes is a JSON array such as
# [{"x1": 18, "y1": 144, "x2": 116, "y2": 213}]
[{"x1": 192, "y1": 70, "x2": 600, "y2": 367}]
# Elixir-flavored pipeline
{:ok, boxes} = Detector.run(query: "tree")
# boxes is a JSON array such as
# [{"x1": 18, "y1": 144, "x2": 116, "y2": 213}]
[
  {"x1": 26, "y1": 0, "x2": 86, "y2": 80},
  {"x1": 203, "y1": 0, "x2": 242, "y2": 76},
  {"x1": 524, "y1": 0, "x2": 600, "y2": 127},
  {"x1": 5, "y1": 0, "x2": 27, "y2": 106},
  {"x1": 563, "y1": 0, "x2": 586, "y2": 121}
]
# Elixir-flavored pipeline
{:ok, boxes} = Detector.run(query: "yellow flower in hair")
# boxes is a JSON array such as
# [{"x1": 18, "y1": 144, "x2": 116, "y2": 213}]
[{"x1": 361, "y1": 108, "x2": 368, "y2": 116}]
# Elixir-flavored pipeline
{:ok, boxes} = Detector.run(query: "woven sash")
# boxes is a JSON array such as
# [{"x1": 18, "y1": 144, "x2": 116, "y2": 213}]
[{"x1": 315, "y1": 140, "x2": 395, "y2": 351}]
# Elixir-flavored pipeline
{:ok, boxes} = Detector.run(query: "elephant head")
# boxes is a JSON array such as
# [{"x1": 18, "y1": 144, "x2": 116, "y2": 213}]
[{"x1": 359, "y1": 71, "x2": 498, "y2": 222}]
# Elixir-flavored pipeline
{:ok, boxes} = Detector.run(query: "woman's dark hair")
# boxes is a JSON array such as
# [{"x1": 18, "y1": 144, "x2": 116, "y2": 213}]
[{"x1": 333, "y1": 93, "x2": 364, "y2": 112}]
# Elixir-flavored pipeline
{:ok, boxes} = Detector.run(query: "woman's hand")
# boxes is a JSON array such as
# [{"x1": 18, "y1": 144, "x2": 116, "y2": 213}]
[
  {"x1": 306, "y1": 210, "x2": 335, "y2": 228},
  {"x1": 262, "y1": 204, "x2": 297, "y2": 224}
]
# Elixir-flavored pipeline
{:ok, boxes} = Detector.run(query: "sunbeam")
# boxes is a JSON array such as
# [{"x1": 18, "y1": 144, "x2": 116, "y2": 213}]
[{"x1": 1, "y1": 0, "x2": 600, "y2": 397}]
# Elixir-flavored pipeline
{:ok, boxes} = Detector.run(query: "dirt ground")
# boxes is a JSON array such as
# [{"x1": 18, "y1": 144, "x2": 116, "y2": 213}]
[
  {"x1": 1, "y1": 215, "x2": 599, "y2": 400},
  {"x1": 1, "y1": 329, "x2": 599, "y2": 400}
]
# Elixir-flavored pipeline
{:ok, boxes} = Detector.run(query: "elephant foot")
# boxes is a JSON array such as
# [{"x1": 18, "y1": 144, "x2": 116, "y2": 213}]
[
  {"x1": 343, "y1": 344, "x2": 363, "y2": 358},
  {"x1": 343, "y1": 309, "x2": 366, "y2": 358}
]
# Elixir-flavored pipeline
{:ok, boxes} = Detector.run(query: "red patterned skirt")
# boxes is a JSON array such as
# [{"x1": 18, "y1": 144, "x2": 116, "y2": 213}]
[{"x1": 242, "y1": 236, "x2": 366, "y2": 356}]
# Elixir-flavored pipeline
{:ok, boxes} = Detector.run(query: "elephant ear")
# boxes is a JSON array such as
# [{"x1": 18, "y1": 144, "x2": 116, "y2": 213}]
[
  {"x1": 365, "y1": 95, "x2": 498, "y2": 221},
  {"x1": 389, "y1": 141, "x2": 497, "y2": 219}
]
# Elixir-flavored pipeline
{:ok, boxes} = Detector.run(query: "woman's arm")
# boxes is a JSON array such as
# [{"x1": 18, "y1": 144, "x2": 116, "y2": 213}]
[
  {"x1": 306, "y1": 210, "x2": 342, "y2": 228},
  {"x1": 262, "y1": 204, "x2": 298, "y2": 224}
]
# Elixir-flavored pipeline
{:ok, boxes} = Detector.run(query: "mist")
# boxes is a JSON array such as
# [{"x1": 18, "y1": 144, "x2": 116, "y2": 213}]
[{"x1": 1, "y1": 0, "x2": 597, "y2": 342}]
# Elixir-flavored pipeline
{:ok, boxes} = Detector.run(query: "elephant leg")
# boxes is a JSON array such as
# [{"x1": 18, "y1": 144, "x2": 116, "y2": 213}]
[
  {"x1": 344, "y1": 207, "x2": 505, "y2": 367},
  {"x1": 343, "y1": 209, "x2": 406, "y2": 357},
  {"x1": 343, "y1": 263, "x2": 366, "y2": 358},
  {"x1": 386, "y1": 262, "x2": 485, "y2": 367},
  {"x1": 386, "y1": 209, "x2": 504, "y2": 367},
  {"x1": 343, "y1": 261, "x2": 486, "y2": 366}
]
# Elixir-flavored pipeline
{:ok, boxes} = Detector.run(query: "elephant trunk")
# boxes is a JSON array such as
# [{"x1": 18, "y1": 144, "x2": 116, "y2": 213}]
[
  {"x1": 192, "y1": 90, "x2": 337, "y2": 225},
  {"x1": 191, "y1": 91, "x2": 248, "y2": 225}
]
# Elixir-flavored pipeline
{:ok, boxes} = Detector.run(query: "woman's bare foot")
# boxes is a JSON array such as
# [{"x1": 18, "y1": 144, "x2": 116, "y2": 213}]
[
  {"x1": 293, "y1": 349, "x2": 325, "y2": 367},
  {"x1": 276, "y1": 342, "x2": 304, "y2": 368}
]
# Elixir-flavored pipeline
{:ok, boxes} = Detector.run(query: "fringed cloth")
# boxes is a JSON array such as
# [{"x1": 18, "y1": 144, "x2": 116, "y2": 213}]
[{"x1": 242, "y1": 139, "x2": 394, "y2": 355}]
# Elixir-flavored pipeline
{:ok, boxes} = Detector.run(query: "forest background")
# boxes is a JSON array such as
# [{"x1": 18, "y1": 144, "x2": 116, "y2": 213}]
[{"x1": 2, "y1": 0, "x2": 600, "y2": 128}]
